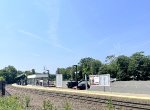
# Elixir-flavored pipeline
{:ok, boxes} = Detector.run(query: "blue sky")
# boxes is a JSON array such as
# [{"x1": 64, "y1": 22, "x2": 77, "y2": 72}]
[{"x1": 0, "y1": 0, "x2": 150, "y2": 73}]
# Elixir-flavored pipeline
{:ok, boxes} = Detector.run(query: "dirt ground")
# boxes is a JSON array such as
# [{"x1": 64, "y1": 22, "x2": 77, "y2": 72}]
[{"x1": 6, "y1": 85, "x2": 107, "y2": 110}]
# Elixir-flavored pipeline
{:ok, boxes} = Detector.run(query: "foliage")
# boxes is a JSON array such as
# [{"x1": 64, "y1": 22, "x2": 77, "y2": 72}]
[
  {"x1": 58, "y1": 67, "x2": 72, "y2": 81},
  {"x1": 0, "y1": 66, "x2": 17, "y2": 84},
  {"x1": 60, "y1": 52, "x2": 150, "y2": 81},
  {"x1": 0, "y1": 52, "x2": 150, "y2": 82},
  {"x1": 24, "y1": 95, "x2": 30, "y2": 108},
  {"x1": 116, "y1": 55, "x2": 130, "y2": 80},
  {"x1": 43, "y1": 100, "x2": 57, "y2": 110},
  {"x1": 107, "y1": 98, "x2": 115, "y2": 110},
  {"x1": 78, "y1": 57, "x2": 93, "y2": 75},
  {"x1": 31, "y1": 69, "x2": 36, "y2": 74},
  {"x1": 128, "y1": 52, "x2": 148, "y2": 80},
  {"x1": 78, "y1": 57, "x2": 102, "y2": 76},
  {"x1": 24, "y1": 71, "x2": 32, "y2": 76},
  {"x1": 49, "y1": 74, "x2": 56, "y2": 81},
  {"x1": 64, "y1": 102, "x2": 72, "y2": 110},
  {"x1": 0, "y1": 96, "x2": 23, "y2": 110},
  {"x1": 0, "y1": 76, "x2": 5, "y2": 81}
]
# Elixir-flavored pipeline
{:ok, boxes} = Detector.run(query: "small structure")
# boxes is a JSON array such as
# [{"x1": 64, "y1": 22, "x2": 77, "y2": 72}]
[
  {"x1": 16, "y1": 73, "x2": 27, "y2": 85},
  {"x1": 56, "y1": 74, "x2": 62, "y2": 87},
  {"x1": 27, "y1": 74, "x2": 48, "y2": 86}
]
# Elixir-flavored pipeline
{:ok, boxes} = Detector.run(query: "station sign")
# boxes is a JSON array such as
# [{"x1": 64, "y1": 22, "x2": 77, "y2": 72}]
[{"x1": 89, "y1": 74, "x2": 110, "y2": 86}]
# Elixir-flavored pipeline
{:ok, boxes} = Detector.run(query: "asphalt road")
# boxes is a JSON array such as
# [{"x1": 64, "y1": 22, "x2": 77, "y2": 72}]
[{"x1": 63, "y1": 81, "x2": 150, "y2": 94}]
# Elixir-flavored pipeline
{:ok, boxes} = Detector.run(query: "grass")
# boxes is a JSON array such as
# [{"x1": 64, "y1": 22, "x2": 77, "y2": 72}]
[
  {"x1": 43, "y1": 100, "x2": 57, "y2": 110},
  {"x1": 64, "y1": 102, "x2": 72, "y2": 110},
  {"x1": 106, "y1": 98, "x2": 115, "y2": 110},
  {"x1": 0, "y1": 96, "x2": 23, "y2": 110}
]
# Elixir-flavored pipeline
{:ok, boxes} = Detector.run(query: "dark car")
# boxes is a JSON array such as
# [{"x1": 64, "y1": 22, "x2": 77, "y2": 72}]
[{"x1": 67, "y1": 80, "x2": 90, "y2": 90}]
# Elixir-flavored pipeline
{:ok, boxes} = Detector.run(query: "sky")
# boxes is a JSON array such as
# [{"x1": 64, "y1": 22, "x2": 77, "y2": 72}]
[{"x1": 0, "y1": 0, "x2": 150, "y2": 73}]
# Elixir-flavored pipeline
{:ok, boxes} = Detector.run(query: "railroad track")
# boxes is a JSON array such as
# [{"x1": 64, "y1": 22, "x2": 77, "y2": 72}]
[{"x1": 7, "y1": 86, "x2": 150, "y2": 110}]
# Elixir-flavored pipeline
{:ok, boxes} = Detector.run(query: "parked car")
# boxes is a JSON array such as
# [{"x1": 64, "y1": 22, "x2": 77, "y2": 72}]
[
  {"x1": 110, "y1": 78, "x2": 117, "y2": 82},
  {"x1": 67, "y1": 80, "x2": 90, "y2": 90}
]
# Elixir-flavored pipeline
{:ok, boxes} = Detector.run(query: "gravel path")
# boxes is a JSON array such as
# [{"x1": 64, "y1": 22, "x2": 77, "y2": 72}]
[{"x1": 6, "y1": 85, "x2": 106, "y2": 110}]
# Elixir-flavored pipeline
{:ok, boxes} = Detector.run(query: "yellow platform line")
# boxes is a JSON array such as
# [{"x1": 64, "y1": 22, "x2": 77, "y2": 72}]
[{"x1": 12, "y1": 84, "x2": 150, "y2": 101}]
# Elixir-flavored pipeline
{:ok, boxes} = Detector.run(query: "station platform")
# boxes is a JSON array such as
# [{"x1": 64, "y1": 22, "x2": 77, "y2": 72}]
[{"x1": 12, "y1": 84, "x2": 150, "y2": 101}]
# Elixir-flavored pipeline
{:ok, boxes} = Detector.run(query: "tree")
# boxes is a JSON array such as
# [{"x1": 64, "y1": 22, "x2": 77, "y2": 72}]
[
  {"x1": 59, "y1": 67, "x2": 72, "y2": 81},
  {"x1": 78, "y1": 57, "x2": 102, "y2": 76},
  {"x1": 0, "y1": 66, "x2": 17, "y2": 84},
  {"x1": 49, "y1": 74, "x2": 56, "y2": 81},
  {"x1": 31, "y1": 69, "x2": 36, "y2": 74},
  {"x1": 99, "y1": 55, "x2": 117, "y2": 78},
  {"x1": 141, "y1": 56, "x2": 150, "y2": 80},
  {"x1": 24, "y1": 71, "x2": 32, "y2": 76},
  {"x1": 0, "y1": 76, "x2": 5, "y2": 81},
  {"x1": 116, "y1": 55, "x2": 130, "y2": 80},
  {"x1": 17, "y1": 70, "x2": 23, "y2": 75},
  {"x1": 90, "y1": 60, "x2": 102, "y2": 75},
  {"x1": 105, "y1": 55, "x2": 116, "y2": 64},
  {"x1": 99, "y1": 64, "x2": 110, "y2": 75},
  {"x1": 128, "y1": 52, "x2": 145, "y2": 80}
]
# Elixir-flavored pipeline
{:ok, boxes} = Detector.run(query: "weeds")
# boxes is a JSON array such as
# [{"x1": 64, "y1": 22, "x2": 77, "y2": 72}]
[
  {"x1": 0, "y1": 95, "x2": 126, "y2": 110},
  {"x1": 64, "y1": 102, "x2": 72, "y2": 110},
  {"x1": 43, "y1": 100, "x2": 57, "y2": 110},
  {"x1": 0, "y1": 96, "x2": 23, "y2": 110},
  {"x1": 107, "y1": 98, "x2": 115, "y2": 110},
  {"x1": 25, "y1": 95, "x2": 30, "y2": 107}
]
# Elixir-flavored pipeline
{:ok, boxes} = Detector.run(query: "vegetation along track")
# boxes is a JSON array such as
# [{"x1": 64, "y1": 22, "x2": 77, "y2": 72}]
[{"x1": 7, "y1": 86, "x2": 150, "y2": 110}]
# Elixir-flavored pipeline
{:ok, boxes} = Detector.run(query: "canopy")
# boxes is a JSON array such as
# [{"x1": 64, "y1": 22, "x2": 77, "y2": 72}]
[{"x1": 27, "y1": 74, "x2": 48, "y2": 79}]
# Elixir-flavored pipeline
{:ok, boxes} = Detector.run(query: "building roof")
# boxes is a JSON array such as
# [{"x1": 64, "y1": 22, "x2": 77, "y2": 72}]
[{"x1": 27, "y1": 74, "x2": 48, "y2": 79}]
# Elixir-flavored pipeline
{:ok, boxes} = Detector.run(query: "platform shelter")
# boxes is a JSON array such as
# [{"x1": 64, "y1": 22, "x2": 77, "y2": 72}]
[{"x1": 27, "y1": 74, "x2": 48, "y2": 86}]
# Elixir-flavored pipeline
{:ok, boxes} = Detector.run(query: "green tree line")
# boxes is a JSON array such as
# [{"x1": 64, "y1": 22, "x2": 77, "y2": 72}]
[
  {"x1": 0, "y1": 51, "x2": 150, "y2": 83},
  {"x1": 0, "y1": 66, "x2": 56, "y2": 84},
  {"x1": 59, "y1": 52, "x2": 150, "y2": 81}
]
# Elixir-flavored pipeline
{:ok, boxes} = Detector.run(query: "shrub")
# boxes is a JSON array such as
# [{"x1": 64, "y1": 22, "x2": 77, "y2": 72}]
[
  {"x1": 43, "y1": 100, "x2": 57, "y2": 110},
  {"x1": 25, "y1": 95, "x2": 30, "y2": 108},
  {"x1": 64, "y1": 102, "x2": 72, "y2": 110},
  {"x1": 0, "y1": 96, "x2": 23, "y2": 110},
  {"x1": 0, "y1": 77, "x2": 5, "y2": 81},
  {"x1": 106, "y1": 98, "x2": 115, "y2": 110}
]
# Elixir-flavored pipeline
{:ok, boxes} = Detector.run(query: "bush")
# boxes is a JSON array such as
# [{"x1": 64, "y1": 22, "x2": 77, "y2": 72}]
[
  {"x1": 0, "y1": 77, "x2": 5, "y2": 81},
  {"x1": 25, "y1": 95, "x2": 30, "y2": 108},
  {"x1": 0, "y1": 96, "x2": 23, "y2": 110},
  {"x1": 64, "y1": 102, "x2": 72, "y2": 110},
  {"x1": 43, "y1": 100, "x2": 57, "y2": 110},
  {"x1": 107, "y1": 98, "x2": 115, "y2": 110}
]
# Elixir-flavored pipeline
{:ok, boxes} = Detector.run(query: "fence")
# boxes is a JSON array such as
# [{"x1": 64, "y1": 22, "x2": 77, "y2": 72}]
[{"x1": 0, "y1": 81, "x2": 5, "y2": 96}]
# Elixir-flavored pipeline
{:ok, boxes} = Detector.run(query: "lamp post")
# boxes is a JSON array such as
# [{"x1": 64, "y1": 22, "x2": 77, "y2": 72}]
[{"x1": 73, "y1": 65, "x2": 78, "y2": 89}]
